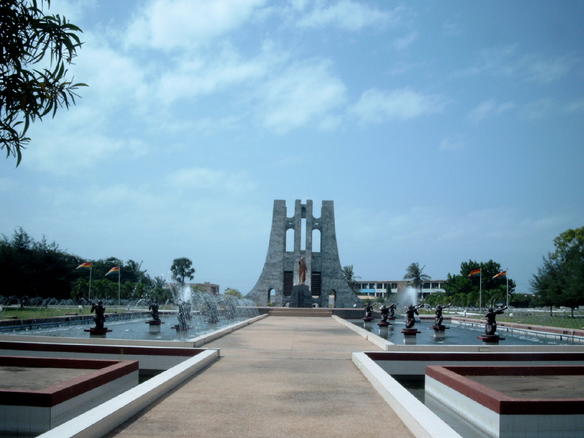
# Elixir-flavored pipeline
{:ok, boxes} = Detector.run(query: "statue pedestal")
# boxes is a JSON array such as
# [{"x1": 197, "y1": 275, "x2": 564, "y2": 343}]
[
  {"x1": 378, "y1": 321, "x2": 390, "y2": 327},
  {"x1": 478, "y1": 334, "x2": 505, "y2": 343},
  {"x1": 84, "y1": 327, "x2": 111, "y2": 336},
  {"x1": 289, "y1": 285, "x2": 313, "y2": 308},
  {"x1": 432, "y1": 324, "x2": 448, "y2": 331},
  {"x1": 401, "y1": 328, "x2": 421, "y2": 335},
  {"x1": 147, "y1": 320, "x2": 162, "y2": 326}
]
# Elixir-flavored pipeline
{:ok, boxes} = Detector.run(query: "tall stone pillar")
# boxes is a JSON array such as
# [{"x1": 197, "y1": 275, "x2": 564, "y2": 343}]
[{"x1": 246, "y1": 200, "x2": 361, "y2": 308}]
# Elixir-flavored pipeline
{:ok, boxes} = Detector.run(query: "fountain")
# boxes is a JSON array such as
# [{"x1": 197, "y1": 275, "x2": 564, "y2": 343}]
[
  {"x1": 146, "y1": 301, "x2": 163, "y2": 333},
  {"x1": 479, "y1": 303, "x2": 507, "y2": 343},
  {"x1": 401, "y1": 304, "x2": 423, "y2": 336},
  {"x1": 84, "y1": 300, "x2": 111, "y2": 336},
  {"x1": 387, "y1": 303, "x2": 396, "y2": 320},
  {"x1": 432, "y1": 304, "x2": 450, "y2": 332},
  {"x1": 377, "y1": 305, "x2": 391, "y2": 327},
  {"x1": 362, "y1": 302, "x2": 374, "y2": 322},
  {"x1": 173, "y1": 301, "x2": 191, "y2": 331}
]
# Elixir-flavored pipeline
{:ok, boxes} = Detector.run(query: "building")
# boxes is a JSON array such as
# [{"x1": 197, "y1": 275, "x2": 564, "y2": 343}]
[{"x1": 356, "y1": 279, "x2": 446, "y2": 300}]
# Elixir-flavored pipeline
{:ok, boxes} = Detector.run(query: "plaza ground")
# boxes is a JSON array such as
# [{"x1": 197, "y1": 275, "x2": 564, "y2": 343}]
[{"x1": 108, "y1": 316, "x2": 413, "y2": 438}]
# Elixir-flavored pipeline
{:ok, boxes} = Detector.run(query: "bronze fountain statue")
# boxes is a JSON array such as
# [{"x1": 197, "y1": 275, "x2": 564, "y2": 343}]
[
  {"x1": 85, "y1": 300, "x2": 111, "y2": 336},
  {"x1": 479, "y1": 303, "x2": 507, "y2": 343}
]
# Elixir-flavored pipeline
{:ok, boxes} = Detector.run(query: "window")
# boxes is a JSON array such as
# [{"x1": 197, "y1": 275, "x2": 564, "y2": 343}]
[
  {"x1": 286, "y1": 228, "x2": 294, "y2": 252},
  {"x1": 312, "y1": 228, "x2": 321, "y2": 252}
]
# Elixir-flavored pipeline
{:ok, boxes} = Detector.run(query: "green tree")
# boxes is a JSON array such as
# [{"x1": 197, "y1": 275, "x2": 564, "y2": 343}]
[
  {"x1": 403, "y1": 262, "x2": 430, "y2": 297},
  {"x1": 224, "y1": 288, "x2": 242, "y2": 299},
  {"x1": 0, "y1": 227, "x2": 79, "y2": 298},
  {"x1": 444, "y1": 259, "x2": 515, "y2": 308},
  {"x1": 532, "y1": 227, "x2": 584, "y2": 317},
  {"x1": 148, "y1": 276, "x2": 171, "y2": 303},
  {"x1": 342, "y1": 265, "x2": 360, "y2": 293},
  {"x1": 171, "y1": 257, "x2": 195, "y2": 285},
  {"x1": 1, "y1": 0, "x2": 87, "y2": 165}
]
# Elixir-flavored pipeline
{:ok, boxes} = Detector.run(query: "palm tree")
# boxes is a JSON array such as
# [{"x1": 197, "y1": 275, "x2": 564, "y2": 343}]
[
  {"x1": 404, "y1": 262, "x2": 431, "y2": 298},
  {"x1": 342, "y1": 265, "x2": 360, "y2": 292}
]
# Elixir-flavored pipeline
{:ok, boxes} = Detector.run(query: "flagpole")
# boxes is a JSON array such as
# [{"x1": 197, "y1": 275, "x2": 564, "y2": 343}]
[
  {"x1": 118, "y1": 267, "x2": 121, "y2": 307},
  {"x1": 89, "y1": 266, "x2": 93, "y2": 301},
  {"x1": 479, "y1": 268, "x2": 482, "y2": 311},
  {"x1": 506, "y1": 268, "x2": 509, "y2": 308}
]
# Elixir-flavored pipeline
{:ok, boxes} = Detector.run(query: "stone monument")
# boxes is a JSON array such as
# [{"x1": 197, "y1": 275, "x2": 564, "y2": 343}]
[{"x1": 247, "y1": 200, "x2": 361, "y2": 308}]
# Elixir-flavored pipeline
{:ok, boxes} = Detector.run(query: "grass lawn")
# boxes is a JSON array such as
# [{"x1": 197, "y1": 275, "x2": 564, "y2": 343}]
[
  {"x1": 497, "y1": 314, "x2": 584, "y2": 330},
  {"x1": 0, "y1": 306, "x2": 134, "y2": 320}
]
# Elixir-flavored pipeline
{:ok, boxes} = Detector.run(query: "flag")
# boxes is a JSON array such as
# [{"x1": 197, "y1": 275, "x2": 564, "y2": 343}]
[
  {"x1": 467, "y1": 268, "x2": 481, "y2": 277},
  {"x1": 493, "y1": 271, "x2": 507, "y2": 279},
  {"x1": 105, "y1": 266, "x2": 120, "y2": 276},
  {"x1": 76, "y1": 262, "x2": 93, "y2": 269}
]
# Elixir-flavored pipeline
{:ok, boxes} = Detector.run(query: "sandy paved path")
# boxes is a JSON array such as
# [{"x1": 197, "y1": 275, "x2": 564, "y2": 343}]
[{"x1": 110, "y1": 316, "x2": 413, "y2": 438}]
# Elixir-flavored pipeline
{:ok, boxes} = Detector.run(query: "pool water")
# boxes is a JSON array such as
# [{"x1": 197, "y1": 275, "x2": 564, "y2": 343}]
[
  {"x1": 4, "y1": 315, "x2": 248, "y2": 341},
  {"x1": 350, "y1": 318, "x2": 581, "y2": 345}
]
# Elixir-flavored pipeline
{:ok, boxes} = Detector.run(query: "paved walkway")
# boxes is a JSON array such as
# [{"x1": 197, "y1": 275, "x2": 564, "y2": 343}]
[{"x1": 110, "y1": 316, "x2": 413, "y2": 438}]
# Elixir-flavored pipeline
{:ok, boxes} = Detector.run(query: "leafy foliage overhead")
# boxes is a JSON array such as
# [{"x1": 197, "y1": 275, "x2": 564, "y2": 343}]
[{"x1": 1, "y1": 0, "x2": 86, "y2": 165}]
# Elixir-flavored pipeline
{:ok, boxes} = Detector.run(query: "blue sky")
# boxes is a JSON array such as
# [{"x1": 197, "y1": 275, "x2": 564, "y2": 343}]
[{"x1": 1, "y1": 0, "x2": 583, "y2": 294}]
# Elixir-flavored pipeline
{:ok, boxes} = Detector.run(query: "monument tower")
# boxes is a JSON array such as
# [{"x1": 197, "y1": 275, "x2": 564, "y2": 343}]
[{"x1": 247, "y1": 200, "x2": 361, "y2": 308}]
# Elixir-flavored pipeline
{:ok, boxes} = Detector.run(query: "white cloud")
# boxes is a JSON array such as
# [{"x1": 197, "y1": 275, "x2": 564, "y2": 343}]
[
  {"x1": 89, "y1": 184, "x2": 161, "y2": 208},
  {"x1": 524, "y1": 55, "x2": 574, "y2": 84},
  {"x1": 76, "y1": 35, "x2": 150, "y2": 108},
  {"x1": 156, "y1": 44, "x2": 282, "y2": 105},
  {"x1": 257, "y1": 60, "x2": 346, "y2": 132},
  {"x1": 297, "y1": 0, "x2": 395, "y2": 31},
  {"x1": 167, "y1": 168, "x2": 257, "y2": 194},
  {"x1": 392, "y1": 31, "x2": 418, "y2": 51},
  {"x1": 125, "y1": 0, "x2": 266, "y2": 50},
  {"x1": 462, "y1": 46, "x2": 576, "y2": 84},
  {"x1": 439, "y1": 136, "x2": 465, "y2": 151},
  {"x1": 23, "y1": 106, "x2": 129, "y2": 175},
  {"x1": 468, "y1": 99, "x2": 515, "y2": 122},
  {"x1": 350, "y1": 88, "x2": 445, "y2": 123}
]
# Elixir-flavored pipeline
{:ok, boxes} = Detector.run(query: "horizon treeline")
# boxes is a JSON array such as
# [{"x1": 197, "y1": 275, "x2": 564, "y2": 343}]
[{"x1": 0, "y1": 227, "x2": 169, "y2": 302}]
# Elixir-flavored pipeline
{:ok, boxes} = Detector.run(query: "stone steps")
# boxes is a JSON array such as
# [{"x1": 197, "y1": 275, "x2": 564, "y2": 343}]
[{"x1": 268, "y1": 308, "x2": 333, "y2": 317}]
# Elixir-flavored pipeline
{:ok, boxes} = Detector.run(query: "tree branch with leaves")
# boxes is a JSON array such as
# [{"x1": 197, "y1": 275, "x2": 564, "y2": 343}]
[{"x1": 1, "y1": 0, "x2": 87, "y2": 165}]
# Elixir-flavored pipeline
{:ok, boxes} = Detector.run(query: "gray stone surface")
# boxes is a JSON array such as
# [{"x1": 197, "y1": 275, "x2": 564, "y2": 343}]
[
  {"x1": 247, "y1": 200, "x2": 361, "y2": 308},
  {"x1": 289, "y1": 285, "x2": 312, "y2": 308}
]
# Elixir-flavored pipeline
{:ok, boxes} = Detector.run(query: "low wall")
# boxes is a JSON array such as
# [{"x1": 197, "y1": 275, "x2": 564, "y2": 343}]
[
  {"x1": 452, "y1": 316, "x2": 584, "y2": 338},
  {"x1": 256, "y1": 307, "x2": 364, "y2": 318},
  {"x1": 0, "y1": 356, "x2": 138, "y2": 436},
  {"x1": 368, "y1": 351, "x2": 584, "y2": 375},
  {"x1": 0, "y1": 312, "x2": 150, "y2": 332},
  {"x1": 188, "y1": 314, "x2": 267, "y2": 347},
  {"x1": 353, "y1": 352, "x2": 461, "y2": 438},
  {"x1": 332, "y1": 314, "x2": 390, "y2": 350},
  {"x1": 38, "y1": 349, "x2": 219, "y2": 438},
  {"x1": 0, "y1": 341, "x2": 206, "y2": 371}
]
